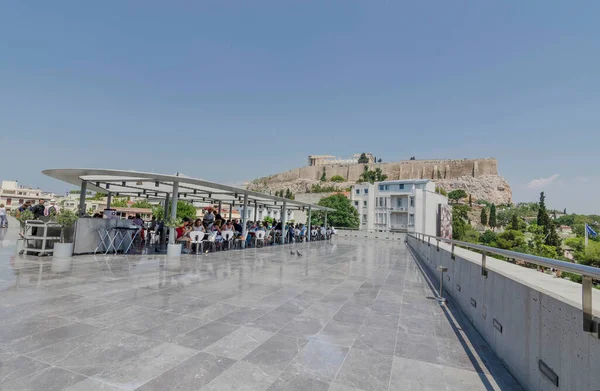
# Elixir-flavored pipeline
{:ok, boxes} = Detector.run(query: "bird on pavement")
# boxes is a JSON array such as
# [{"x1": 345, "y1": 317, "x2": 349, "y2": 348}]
[
  {"x1": 296, "y1": 250, "x2": 303, "y2": 257},
  {"x1": 290, "y1": 250, "x2": 295, "y2": 255}
]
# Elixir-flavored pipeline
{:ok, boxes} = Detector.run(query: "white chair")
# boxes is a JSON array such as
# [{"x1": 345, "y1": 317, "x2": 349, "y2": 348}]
[
  {"x1": 294, "y1": 229, "x2": 301, "y2": 243},
  {"x1": 320, "y1": 227, "x2": 326, "y2": 240},
  {"x1": 189, "y1": 231, "x2": 205, "y2": 254},
  {"x1": 311, "y1": 229, "x2": 318, "y2": 240},
  {"x1": 205, "y1": 232, "x2": 217, "y2": 252},
  {"x1": 254, "y1": 230, "x2": 266, "y2": 248},
  {"x1": 221, "y1": 230, "x2": 235, "y2": 250}
]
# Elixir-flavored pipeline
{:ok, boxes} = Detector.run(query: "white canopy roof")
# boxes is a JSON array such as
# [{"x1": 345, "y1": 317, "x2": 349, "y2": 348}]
[{"x1": 42, "y1": 168, "x2": 334, "y2": 212}]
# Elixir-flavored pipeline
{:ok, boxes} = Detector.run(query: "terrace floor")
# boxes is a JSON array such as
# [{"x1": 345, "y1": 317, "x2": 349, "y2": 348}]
[{"x1": 0, "y1": 223, "x2": 521, "y2": 390}]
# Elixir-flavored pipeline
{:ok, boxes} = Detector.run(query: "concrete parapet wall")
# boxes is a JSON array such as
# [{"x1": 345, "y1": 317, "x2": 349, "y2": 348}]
[
  {"x1": 337, "y1": 229, "x2": 405, "y2": 241},
  {"x1": 407, "y1": 235, "x2": 600, "y2": 391}
]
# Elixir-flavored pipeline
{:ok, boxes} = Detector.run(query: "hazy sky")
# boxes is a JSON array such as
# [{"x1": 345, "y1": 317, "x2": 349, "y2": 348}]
[{"x1": 1, "y1": 1, "x2": 598, "y2": 213}]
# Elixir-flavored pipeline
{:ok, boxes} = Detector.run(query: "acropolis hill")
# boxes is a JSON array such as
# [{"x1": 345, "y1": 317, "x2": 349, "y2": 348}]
[{"x1": 247, "y1": 156, "x2": 512, "y2": 205}]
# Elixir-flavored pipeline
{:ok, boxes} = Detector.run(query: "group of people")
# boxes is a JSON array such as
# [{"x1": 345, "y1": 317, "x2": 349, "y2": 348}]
[{"x1": 165, "y1": 207, "x2": 336, "y2": 254}]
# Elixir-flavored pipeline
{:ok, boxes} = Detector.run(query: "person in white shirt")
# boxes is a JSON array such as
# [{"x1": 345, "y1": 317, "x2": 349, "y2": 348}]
[
  {"x1": 45, "y1": 200, "x2": 59, "y2": 217},
  {"x1": 0, "y1": 204, "x2": 7, "y2": 228}
]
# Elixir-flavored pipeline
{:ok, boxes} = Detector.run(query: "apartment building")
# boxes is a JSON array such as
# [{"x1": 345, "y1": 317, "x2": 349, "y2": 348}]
[
  {"x1": 350, "y1": 179, "x2": 448, "y2": 236},
  {"x1": 0, "y1": 180, "x2": 56, "y2": 211}
]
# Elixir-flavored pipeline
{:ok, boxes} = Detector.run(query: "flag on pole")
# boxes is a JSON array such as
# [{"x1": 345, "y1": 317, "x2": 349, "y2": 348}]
[
  {"x1": 585, "y1": 224, "x2": 597, "y2": 247},
  {"x1": 586, "y1": 224, "x2": 598, "y2": 238}
]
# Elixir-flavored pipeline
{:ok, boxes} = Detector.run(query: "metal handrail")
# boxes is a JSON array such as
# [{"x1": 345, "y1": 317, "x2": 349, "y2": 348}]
[{"x1": 407, "y1": 232, "x2": 600, "y2": 335}]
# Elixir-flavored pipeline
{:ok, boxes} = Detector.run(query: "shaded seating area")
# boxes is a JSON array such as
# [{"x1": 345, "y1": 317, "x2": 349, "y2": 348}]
[{"x1": 42, "y1": 168, "x2": 335, "y2": 256}]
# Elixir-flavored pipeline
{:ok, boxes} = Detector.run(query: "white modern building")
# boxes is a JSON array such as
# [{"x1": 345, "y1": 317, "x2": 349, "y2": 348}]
[{"x1": 351, "y1": 179, "x2": 448, "y2": 236}]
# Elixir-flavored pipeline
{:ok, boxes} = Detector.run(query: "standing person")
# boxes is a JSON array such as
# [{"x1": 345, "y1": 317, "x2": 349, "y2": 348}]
[
  {"x1": 203, "y1": 208, "x2": 215, "y2": 226},
  {"x1": 45, "y1": 200, "x2": 59, "y2": 217},
  {"x1": 31, "y1": 199, "x2": 46, "y2": 220},
  {"x1": 0, "y1": 204, "x2": 6, "y2": 228}
]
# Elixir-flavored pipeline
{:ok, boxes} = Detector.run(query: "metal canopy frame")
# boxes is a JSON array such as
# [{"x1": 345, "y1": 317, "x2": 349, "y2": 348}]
[{"x1": 42, "y1": 168, "x2": 335, "y2": 214}]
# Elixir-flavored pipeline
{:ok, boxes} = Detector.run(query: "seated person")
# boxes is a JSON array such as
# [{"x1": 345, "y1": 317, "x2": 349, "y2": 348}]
[
  {"x1": 176, "y1": 217, "x2": 193, "y2": 252},
  {"x1": 193, "y1": 219, "x2": 206, "y2": 232},
  {"x1": 233, "y1": 219, "x2": 243, "y2": 234}
]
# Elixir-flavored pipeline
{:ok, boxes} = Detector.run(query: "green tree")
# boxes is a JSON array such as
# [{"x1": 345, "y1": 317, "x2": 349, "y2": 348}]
[
  {"x1": 320, "y1": 168, "x2": 327, "y2": 182},
  {"x1": 87, "y1": 192, "x2": 106, "y2": 201},
  {"x1": 151, "y1": 204, "x2": 164, "y2": 220},
  {"x1": 330, "y1": 175, "x2": 345, "y2": 183},
  {"x1": 448, "y1": 189, "x2": 467, "y2": 204},
  {"x1": 480, "y1": 208, "x2": 488, "y2": 226},
  {"x1": 435, "y1": 186, "x2": 447, "y2": 196},
  {"x1": 469, "y1": 194, "x2": 472, "y2": 207},
  {"x1": 310, "y1": 194, "x2": 359, "y2": 228},
  {"x1": 489, "y1": 204, "x2": 497, "y2": 230},
  {"x1": 177, "y1": 201, "x2": 197, "y2": 221},
  {"x1": 130, "y1": 200, "x2": 153, "y2": 209},
  {"x1": 285, "y1": 189, "x2": 291, "y2": 199},
  {"x1": 495, "y1": 230, "x2": 526, "y2": 250},
  {"x1": 510, "y1": 213, "x2": 520, "y2": 231},
  {"x1": 111, "y1": 198, "x2": 129, "y2": 208},
  {"x1": 357, "y1": 153, "x2": 369, "y2": 164},
  {"x1": 358, "y1": 166, "x2": 387, "y2": 184},
  {"x1": 480, "y1": 230, "x2": 497, "y2": 245},
  {"x1": 537, "y1": 192, "x2": 549, "y2": 228}
]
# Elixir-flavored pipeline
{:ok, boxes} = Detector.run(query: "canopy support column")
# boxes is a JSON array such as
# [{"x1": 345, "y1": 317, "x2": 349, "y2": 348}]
[
  {"x1": 307, "y1": 207, "x2": 312, "y2": 242},
  {"x1": 281, "y1": 201, "x2": 287, "y2": 245},
  {"x1": 79, "y1": 181, "x2": 87, "y2": 216},
  {"x1": 242, "y1": 193, "x2": 249, "y2": 248},
  {"x1": 324, "y1": 212, "x2": 328, "y2": 230},
  {"x1": 218, "y1": 201, "x2": 222, "y2": 215},
  {"x1": 106, "y1": 192, "x2": 112, "y2": 210},
  {"x1": 169, "y1": 182, "x2": 179, "y2": 244},
  {"x1": 229, "y1": 204, "x2": 233, "y2": 221},
  {"x1": 253, "y1": 201, "x2": 258, "y2": 222}
]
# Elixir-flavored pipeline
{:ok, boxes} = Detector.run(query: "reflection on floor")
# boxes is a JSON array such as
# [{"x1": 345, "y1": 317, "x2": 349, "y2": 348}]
[{"x1": 0, "y1": 226, "x2": 521, "y2": 390}]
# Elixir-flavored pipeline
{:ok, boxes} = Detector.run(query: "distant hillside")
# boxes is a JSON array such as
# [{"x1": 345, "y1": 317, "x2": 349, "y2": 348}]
[{"x1": 247, "y1": 157, "x2": 512, "y2": 205}]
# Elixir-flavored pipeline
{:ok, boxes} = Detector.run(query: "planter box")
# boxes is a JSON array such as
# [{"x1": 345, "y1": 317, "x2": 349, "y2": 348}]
[
  {"x1": 53, "y1": 242, "x2": 74, "y2": 258},
  {"x1": 167, "y1": 243, "x2": 182, "y2": 258}
]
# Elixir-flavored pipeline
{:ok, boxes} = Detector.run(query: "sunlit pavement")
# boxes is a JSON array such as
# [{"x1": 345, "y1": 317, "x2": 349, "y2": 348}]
[{"x1": 0, "y1": 219, "x2": 520, "y2": 390}]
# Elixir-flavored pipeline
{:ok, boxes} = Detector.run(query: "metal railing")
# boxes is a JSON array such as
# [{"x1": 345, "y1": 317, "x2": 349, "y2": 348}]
[{"x1": 408, "y1": 232, "x2": 600, "y2": 335}]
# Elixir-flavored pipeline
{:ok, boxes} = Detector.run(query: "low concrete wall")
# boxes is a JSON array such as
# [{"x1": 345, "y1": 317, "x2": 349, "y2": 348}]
[
  {"x1": 407, "y1": 235, "x2": 600, "y2": 391},
  {"x1": 337, "y1": 229, "x2": 405, "y2": 241}
]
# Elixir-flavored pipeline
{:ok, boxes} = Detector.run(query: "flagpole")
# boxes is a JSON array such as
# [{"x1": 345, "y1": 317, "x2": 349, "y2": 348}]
[{"x1": 585, "y1": 224, "x2": 589, "y2": 247}]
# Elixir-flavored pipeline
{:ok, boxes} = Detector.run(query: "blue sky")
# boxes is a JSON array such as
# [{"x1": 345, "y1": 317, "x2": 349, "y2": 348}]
[{"x1": 1, "y1": 1, "x2": 599, "y2": 213}]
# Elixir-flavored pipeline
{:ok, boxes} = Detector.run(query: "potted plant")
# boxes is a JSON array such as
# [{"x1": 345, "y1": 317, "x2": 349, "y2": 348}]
[
  {"x1": 164, "y1": 216, "x2": 182, "y2": 257},
  {"x1": 53, "y1": 209, "x2": 79, "y2": 258}
]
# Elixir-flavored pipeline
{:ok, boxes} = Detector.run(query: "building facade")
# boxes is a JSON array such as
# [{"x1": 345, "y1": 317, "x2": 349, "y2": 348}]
[
  {"x1": 350, "y1": 179, "x2": 448, "y2": 236},
  {"x1": 0, "y1": 180, "x2": 56, "y2": 212}
]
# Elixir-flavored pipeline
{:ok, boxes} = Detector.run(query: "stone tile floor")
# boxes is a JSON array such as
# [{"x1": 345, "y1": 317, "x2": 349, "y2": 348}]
[{"x1": 0, "y1": 224, "x2": 522, "y2": 390}]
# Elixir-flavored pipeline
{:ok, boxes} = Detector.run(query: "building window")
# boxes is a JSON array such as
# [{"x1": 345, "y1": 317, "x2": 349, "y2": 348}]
[
  {"x1": 399, "y1": 184, "x2": 404, "y2": 190},
  {"x1": 362, "y1": 214, "x2": 367, "y2": 223},
  {"x1": 356, "y1": 189, "x2": 360, "y2": 195},
  {"x1": 6, "y1": 198, "x2": 11, "y2": 205},
  {"x1": 384, "y1": 198, "x2": 387, "y2": 207},
  {"x1": 363, "y1": 201, "x2": 367, "y2": 206},
  {"x1": 379, "y1": 185, "x2": 383, "y2": 191},
  {"x1": 364, "y1": 188, "x2": 368, "y2": 194},
  {"x1": 354, "y1": 201, "x2": 359, "y2": 207},
  {"x1": 409, "y1": 214, "x2": 415, "y2": 226},
  {"x1": 410, "y1": 197, "x2": 414, "y2": 207},
  {"x1": 397, "y1": 198, "x2": 403, "y2": 207},
  {"x1": 18, "y1": 199, "x2": 24, "y2": 204}
]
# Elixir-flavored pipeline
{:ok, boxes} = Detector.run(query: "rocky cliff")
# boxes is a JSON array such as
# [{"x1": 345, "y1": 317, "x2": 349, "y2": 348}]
[{"x1": 247, "y1": 157, "x2": 512, "y2": 205}]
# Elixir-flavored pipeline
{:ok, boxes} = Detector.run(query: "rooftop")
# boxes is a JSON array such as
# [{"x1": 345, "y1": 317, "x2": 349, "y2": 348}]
[{"x1": 0, "y1": 219, "x2": 519, "y2": 390}]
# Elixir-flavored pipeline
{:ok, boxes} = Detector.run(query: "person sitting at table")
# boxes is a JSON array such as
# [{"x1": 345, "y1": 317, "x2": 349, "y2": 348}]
[
  {"x1": 233, "y1": 219, "x2": 243, "y2": 234},
  {"x1": 193, "y1": 219, "x2": 205, "y2": 232},
  {"x1": 223, "y1": 220, "x2": 235, "y2": 232},
  {"x1": 211, "y1": 219, "x2": 224, "y2": 248},
  {"x1": 176, "y1": 217, "x2": 193, "y2": 253}
]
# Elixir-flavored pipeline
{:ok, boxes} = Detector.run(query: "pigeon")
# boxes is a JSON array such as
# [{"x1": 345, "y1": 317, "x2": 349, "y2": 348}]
[
  {"x1": 296, "y1": 250, "x2": 303, "y2": 257},
  {"x1": 290, "y1": 250, "x2": 295, "y2": 255}
]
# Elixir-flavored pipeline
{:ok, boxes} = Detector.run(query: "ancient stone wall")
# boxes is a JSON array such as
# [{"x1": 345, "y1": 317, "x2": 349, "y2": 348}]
[{"x1": 253, "y1": 158, "x2": 498, "y2": 184}]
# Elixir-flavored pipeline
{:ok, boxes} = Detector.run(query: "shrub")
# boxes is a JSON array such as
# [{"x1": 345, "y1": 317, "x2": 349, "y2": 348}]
[{"x1": 330, "y1": 175, "x2": 345, "y2": 183}]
